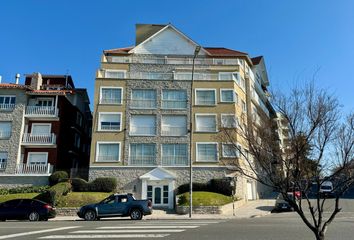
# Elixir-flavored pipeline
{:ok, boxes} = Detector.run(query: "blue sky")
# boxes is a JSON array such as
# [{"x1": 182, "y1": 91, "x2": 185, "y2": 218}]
[{"x1": 1, "y1": 0, "x2": 353, "y2": 113}]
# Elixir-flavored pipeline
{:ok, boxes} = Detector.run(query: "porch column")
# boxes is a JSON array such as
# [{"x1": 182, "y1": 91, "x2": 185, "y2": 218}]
[{"x1": 141, "y1": 179, "x2": 147, "y2": 199}]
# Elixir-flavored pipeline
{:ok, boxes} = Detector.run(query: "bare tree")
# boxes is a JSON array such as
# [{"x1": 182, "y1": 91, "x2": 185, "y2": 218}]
[{"x1": 219, "y1": 83, "x2": 354, "y2": 240}]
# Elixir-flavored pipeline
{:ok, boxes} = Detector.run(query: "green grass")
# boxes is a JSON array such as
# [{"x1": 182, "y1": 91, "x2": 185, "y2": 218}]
[
  {"x1": 0, "y1": 192, "x2": 111, "y2": 207},
  {"x1": 177, "y1": 191, "x2": 233, "y2": 206},
  {"x1": 0, "y1": 193, "x2": 38, "y2": 203}
]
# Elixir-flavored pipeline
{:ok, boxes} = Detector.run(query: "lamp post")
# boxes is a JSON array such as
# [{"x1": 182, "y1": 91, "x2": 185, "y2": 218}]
[{"x1": 189, "y1": 45, "x2": 201, "y2": 218}]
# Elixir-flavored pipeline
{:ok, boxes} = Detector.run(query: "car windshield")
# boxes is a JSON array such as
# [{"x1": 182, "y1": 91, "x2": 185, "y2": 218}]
[{"x1": 321, "y1": 186, "x2": 332, "y2": 190}]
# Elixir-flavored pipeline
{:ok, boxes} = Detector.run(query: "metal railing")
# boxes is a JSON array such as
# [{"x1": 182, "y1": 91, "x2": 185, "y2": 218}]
[
  {"x1": 0, "y1": 131, "x2": 11, "y2": 139},
  {"x1": 100, "y1": 98, "x2": 122, "y2": 104},
  {"x1": 130, "y1": 126, "x2": 156, "y2": 136},
  {"x1": 0, "y1": 104, "x2": 15, "y2": 110},
  {"x1": 161, "y1": 100, "x2": 187, "y2": 109},
  {"x1": 100, "y1": 123, "x2": 120, "y2": 131},
  {"x1": 96, "y1": 155, "x2": 119, "y2": 162},
  {"x1": 108, "y1": 56, "x2": 242, "y2": 66},
  {"x1": 130, "y1": 156, "x2": 156, "y2": 166},
  {"x1": 15, "y1": 163, "x2": 53, "y2": 174},
  {"x1": 130, "y1": 99, "x2": 156, "y2": 109},
  {"x1": 0, "y1": 162, "x2": 6, "y2": 170},
  {"x1": 195, "y1": 99, "x2": 216, "y2": 105},
  {"x1": 22, "y1": 133, "x2": 56, "y2": 144},
  {"x1": 162, "y1": 155, "x2": 188, "y2": 166},
  {"x1": 25, "y1": 106, "x2": 59, "y2": 117},
  {"x1": 161, "y1": 127, "x2": 187, "y2": 136},
  {"x1": 196, "y1": 126, "x2": 217, "y2": 132}
]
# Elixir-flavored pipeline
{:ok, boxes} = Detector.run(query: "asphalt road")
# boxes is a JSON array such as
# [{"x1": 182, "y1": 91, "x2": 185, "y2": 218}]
[{"x1": 0, "y1": 212, "x2": 353, "y2": 240}]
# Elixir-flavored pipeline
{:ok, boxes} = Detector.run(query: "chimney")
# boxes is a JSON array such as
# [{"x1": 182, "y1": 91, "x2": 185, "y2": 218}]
[
  {"x1": 30, "y1": 72, "x2": 43, "y2": 90},
  {"x1": 15, "y1": 73, "x2": 20, "y2": 84}
]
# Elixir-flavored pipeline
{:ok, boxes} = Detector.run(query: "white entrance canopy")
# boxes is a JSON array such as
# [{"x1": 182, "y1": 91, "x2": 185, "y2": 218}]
[{"x1": 139, "y1": 167, "x2": 176, "y2": 181}]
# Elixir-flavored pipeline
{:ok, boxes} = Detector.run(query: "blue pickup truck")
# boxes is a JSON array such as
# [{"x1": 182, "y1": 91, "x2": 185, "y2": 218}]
[{"x1": 77, "y1": 193, "x2": 152, "y2": 220}]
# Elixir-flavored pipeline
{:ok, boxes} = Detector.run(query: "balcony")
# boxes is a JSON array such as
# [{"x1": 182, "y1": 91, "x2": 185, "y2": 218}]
[
  {"x1": 130, "y1": 127, "x2": 156, "y2": 136},
  {"x1": 161, "y1": 127, "x2": 187, "y2": 136},
  {"x1": 162, "y1": 155, "x2": 188, "y2": 166},
  {"x1": 0, "y1": 162, "x2": 6, "y2": 171},
  {"x1": 107, "y1": 56, "x2": 242, "y2": 66},
  {"x1": 15, "y1": 163, "x2": 53, "y2": 175},
  {"x1": 22, "y1": 133, "x2": 56, "y2": 146},
  {"x1": 130, "y1": 100, "x2": 156, "y2": 109},
  {"x1": 25, "y1": 106, "x2": 59, "y2": 119},
  {"x1": 0, "y1": 131, "x2": 11, "y2": 139},
  {"x1": 0, "y1": 104, "x2": 15, "y2": 111}
]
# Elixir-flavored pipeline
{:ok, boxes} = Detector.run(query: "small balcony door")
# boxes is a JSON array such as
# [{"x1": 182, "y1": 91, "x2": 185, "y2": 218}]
[
  {"x1": 36, "y1": 99, "x2": 54, "y2": 107},
  {"x1": 31, "y1": 124, "x2": 51, "y2": 136}
]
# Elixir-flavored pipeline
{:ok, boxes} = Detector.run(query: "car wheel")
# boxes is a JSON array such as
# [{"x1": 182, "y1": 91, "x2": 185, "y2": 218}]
[
  {"x1": 130, "y1": 209, "x2": 142, "y2": 220},
  {"x1": 28, "y1": 211, "x2": 40, "y2": 221},
  {"x1": 84, "y1": 210, "x2": 97, "y2": 221}
]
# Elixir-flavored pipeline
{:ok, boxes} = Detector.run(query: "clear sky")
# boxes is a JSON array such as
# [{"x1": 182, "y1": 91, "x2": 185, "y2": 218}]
[{"x1": 1, "y1": 0, "x2": 353, "y2": 113}]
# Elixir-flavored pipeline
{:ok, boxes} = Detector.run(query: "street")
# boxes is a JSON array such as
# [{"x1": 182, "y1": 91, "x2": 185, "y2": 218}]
[{"x1": 0, "y1": 211, "x2": 353, "y2": 240}]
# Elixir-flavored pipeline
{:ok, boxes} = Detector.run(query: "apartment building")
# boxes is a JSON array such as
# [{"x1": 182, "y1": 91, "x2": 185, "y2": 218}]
[
  {"x1": 0, "y1": 73, "x2": 92, "y2": 187},
  {"x1": 89, "y1": 24, "x2": 273, "y2": 209}
]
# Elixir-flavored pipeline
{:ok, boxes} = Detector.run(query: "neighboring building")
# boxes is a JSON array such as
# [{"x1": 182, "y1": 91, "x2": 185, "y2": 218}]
[
  {"x1": 89, "y1": 23, "x2": 274, "y2": 209},
  {"x1": 0, "y1": 73, "x2": 92, "y2": 187}
]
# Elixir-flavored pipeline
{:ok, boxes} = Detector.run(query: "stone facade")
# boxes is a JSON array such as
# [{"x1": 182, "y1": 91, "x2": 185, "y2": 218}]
[{"x1": 0, "y1": 88, "x2": 26, "y2": 174}]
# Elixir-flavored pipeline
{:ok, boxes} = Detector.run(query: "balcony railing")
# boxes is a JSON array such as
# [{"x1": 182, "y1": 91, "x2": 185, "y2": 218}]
[
  {"x1": 130, "y1": 127, "x2": 156, "y2": 136},
  {"x1": 0, "y1": 104, "x2": 15, "y2": 111},
  {"x1": 195, "y1": 99, "x2": 216, "y2": 106},
  {"x1": 108, "y1": 56, "x2": 242, "y2": 66},
  {"x1": 0, "y1": 162, "x2": 6, "y2": 170},
  {"x1": 130, "y1": 100, "x2": 156, "y2": 109},
  {"x1": 130, "y1": 156, "x2": 156, "y2": 166},
  {"x1": 25, "y1": 106, "x2": 59, "y2": 117},
  {"x1": 161, "y1": 100, "x2": 187, "y2": 109},
  {"x1": 100, "y1": 98, "x2": 122, "y2": 104},
  {"x1": 96, "y1": 155, "x2": 119, "y2": 162},
  {"x1": 0, "y1": 131, "x2": 11, "y2": 139},
  {"x1": 15, "y1": 163, "x2": 53, "y2": 175},
  {"x1": 162, "y1": 155, "x2": 188, "y2": 166},
  {"x1": 100, "y1": 123, "x2": 120, "y2": 131},
  {"x1": 196, "y1": 126, "x2": 217, "y2": 132},
  {"x1": 161, "y1": 127, "x2": 187, "y2": 136},
  {"x1": 22, "y1": 133, "x2": 56, "y2": 145}
]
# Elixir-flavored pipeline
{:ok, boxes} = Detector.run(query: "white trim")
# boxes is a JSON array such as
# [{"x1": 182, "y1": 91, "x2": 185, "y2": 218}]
[
  {"x1": 98, "y1": 112, "x2": 122, "y2": 132},
  {"x1": 194, "y1": 88, "x2": 217, "y2": 106},
  {"x1": 128, "y1": 24, "x2": 208, "y2": 55},
  {"x1": 95, "y1": 141, "x2": 121, "y2": 162},
  {"x1": 196, "y1": 142, "x2": 218, "y2": 162},
  {"x1": 220, "y1": 89, "x2": 235, "y2": 103},
  {"x1": 99, "y1": 87, "x2": 123, "y2": 105},
  {"x1": 30, "y1": 123, "x2": 51, "y2": 134},
  {"x1": 27, "y1": 152, "x2": 48, "y2": 164},
  {"x1": 104, "y1": 69, "x2": 127, "y2": 79},
  {"x1": 195, "y1": 113, "x2": 218, "y2": 132}
]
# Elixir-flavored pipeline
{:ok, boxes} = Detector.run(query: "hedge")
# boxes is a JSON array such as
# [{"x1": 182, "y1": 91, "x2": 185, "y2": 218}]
[
  {"x1": 0, "y1": 186, "x2": 49, "y2": 195},
  {"x1": 35, "y1": 182, "x2": 72, "y2": 206},
  {"x1": 175, "y1": 178, "x2": 233, "y2": 196},
  {"x1": 59, "y1": 177, "x2": 117, "y2": 192},
  {"x1": 49, "y1": 171, "x2": 69, "y2": 186}
]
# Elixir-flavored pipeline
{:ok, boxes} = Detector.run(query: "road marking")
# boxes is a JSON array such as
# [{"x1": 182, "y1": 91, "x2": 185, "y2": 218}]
[
  {"x1": 0, "y1": 226, "x2": 80, "y2": 239},
  {"x1": 98, "y1": 225, "x2": 199, "y2": 229},
  {"x1": 40, "y1": 234, "x2": 169, "y2": 239},
  {"x1": 72, "y1": 230, "x2": 184, "y2": 233}
]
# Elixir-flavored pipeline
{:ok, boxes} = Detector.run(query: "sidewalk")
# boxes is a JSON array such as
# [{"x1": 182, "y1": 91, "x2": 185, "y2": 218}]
[{"x1": 51, "y1": 199, "x2": 275, "y2": 221}]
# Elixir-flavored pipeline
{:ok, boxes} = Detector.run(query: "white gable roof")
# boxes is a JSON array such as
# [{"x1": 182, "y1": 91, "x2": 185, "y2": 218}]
[
  {"x1": 139, "y1": 167, "x2": 176, "y2": 180},
  {"x1": 129, "y1": 24, "x2": 208, "y2": 56}
]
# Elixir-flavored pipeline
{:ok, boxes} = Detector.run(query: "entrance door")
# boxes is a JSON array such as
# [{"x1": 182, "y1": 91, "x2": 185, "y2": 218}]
[
  {"x1": 247, "y1": 181, "x2": 254, "y2": 200},
  {"x1": 154, "y1": 187, "x2": 162, "y2": 204},
  {"x1": 147, "y1": 185, "x2": 169, "y2": 206}
]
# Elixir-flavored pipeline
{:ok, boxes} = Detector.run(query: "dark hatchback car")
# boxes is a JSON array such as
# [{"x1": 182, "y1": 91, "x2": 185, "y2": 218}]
[
  {"x1": 272, "y1": 194, "x2": 294, "y2": 213},
  {"x1": 0, "y1": 199, "x2": 56, "y2": 221}
]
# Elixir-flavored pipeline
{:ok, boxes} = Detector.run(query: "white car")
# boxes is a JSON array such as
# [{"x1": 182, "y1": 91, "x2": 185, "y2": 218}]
[{"x1": 319, "y1": 181, "x2": 333, "y2": 196}]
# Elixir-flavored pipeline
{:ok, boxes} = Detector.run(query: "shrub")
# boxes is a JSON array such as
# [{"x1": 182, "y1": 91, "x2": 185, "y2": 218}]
[
  {"x1": 35, "y1": 182, "x2": 72, "y2": 205},
  {"x1": 0, "y1": 186, "x2": 49, "y2": 195},
  {"x1": 89, "y1": 177, "x2": 117, "y2": 192},
  {"x1": 71, "y1": 178, "x2": 90, "y2": 192},
  {"x1": 208, "y1": 178, "x2": 233, "y2": 196},
  {"x1": 175, "y1": 182, "x2": 209, "y2": 195},
  {"x1": 49, "y1": 171, "x2": 69, "y2": 186},
  {"x1": 178, "y1": 194, "x2": 188, "y2": 205}
]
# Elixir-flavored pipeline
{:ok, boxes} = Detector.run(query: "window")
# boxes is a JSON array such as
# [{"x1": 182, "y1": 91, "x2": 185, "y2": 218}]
[
  {"x1": 240, "y1": 77, "x2": 246, "y2": 91},
  {"x1": 222, "y1": 144, "x2": 238, "y2": 158},
  {"x1": 105, "y1": 70, "x2": 126, "y2": 79},
  {"x1": 96, "y1": 142, "x2": 120, "y2": 162},
  {"x1": 76, "y1": 112, "x2": 83, "y2": 127},
  {"x1": 195, "y1": 114, "x2": 217, "y2": 132},
  {"x1": 100, "y1": 87, "x2": 122, "y2": 104},
  {"x1": 220, "y1": 89, "x2": 235, "y2": 103},
  {"x1": 0, "y1": 96, "x2": 15, "y2": 110},
  {"x1": 74, "y1": 133, "x2": 81, "y2": 149},
  {"x1": 0, "y1": 122, "x2": 11, "y2": 139},
  {"x1": 161, "y1": 115, "x2": 187, "y2": 136},
  {"x1": 130, "y1": 143, "x2": 156, "y2": 165},
  {"x1": 28, "y1": 152, "x2": 48, "y2": 165},
  {"x1": 196, "y1": 143, "x2": 218, "y2": 162},
  {"x1": 162, "y1": 144, "x2": 188, "y2": 166},
  {"x1": 162, "y1": 90, "x2": 187, "y2": 109},
  {"x1": 0, "y1": 152, "x2": 7, "y2": 169},
  {"x1": 147, "y1": 185, "x2": 153, "y2": 202},
  {"x1": 31, "y1": 124, "x2": 51, "y2": 135},
  {"x1": 98, "y1": 112, "x2": 122, "y2": 131},
  {"x1": 195, "y1": 89, "x2": 216, "y2": 106},
  {"x1": 130, "y1": 115, "x2": 156, "y2": 136},
  {"x1": 131, "y1": 89, "x2": 156, "y2": 109},
  {"x1": 36, "y1": 98, "x2": 54, "y2": 107},
  {"x1": 242, "y1": 100, "x2": 247, "y2": 113},
  {"x1": 221, "y1": 114, "x2": 238, "y2": 128},
  {"x1": 163, "y1": 185, "x2": 169, "y2": 204},
  {"x1": 218, "y1": 72, "x2": 239, "y2": 81}
]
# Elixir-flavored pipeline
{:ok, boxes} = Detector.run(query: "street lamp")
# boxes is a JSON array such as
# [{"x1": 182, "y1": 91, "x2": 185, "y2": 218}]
[{"x1": 189, "y1": 45, "x2": 201, "y2": 218}]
